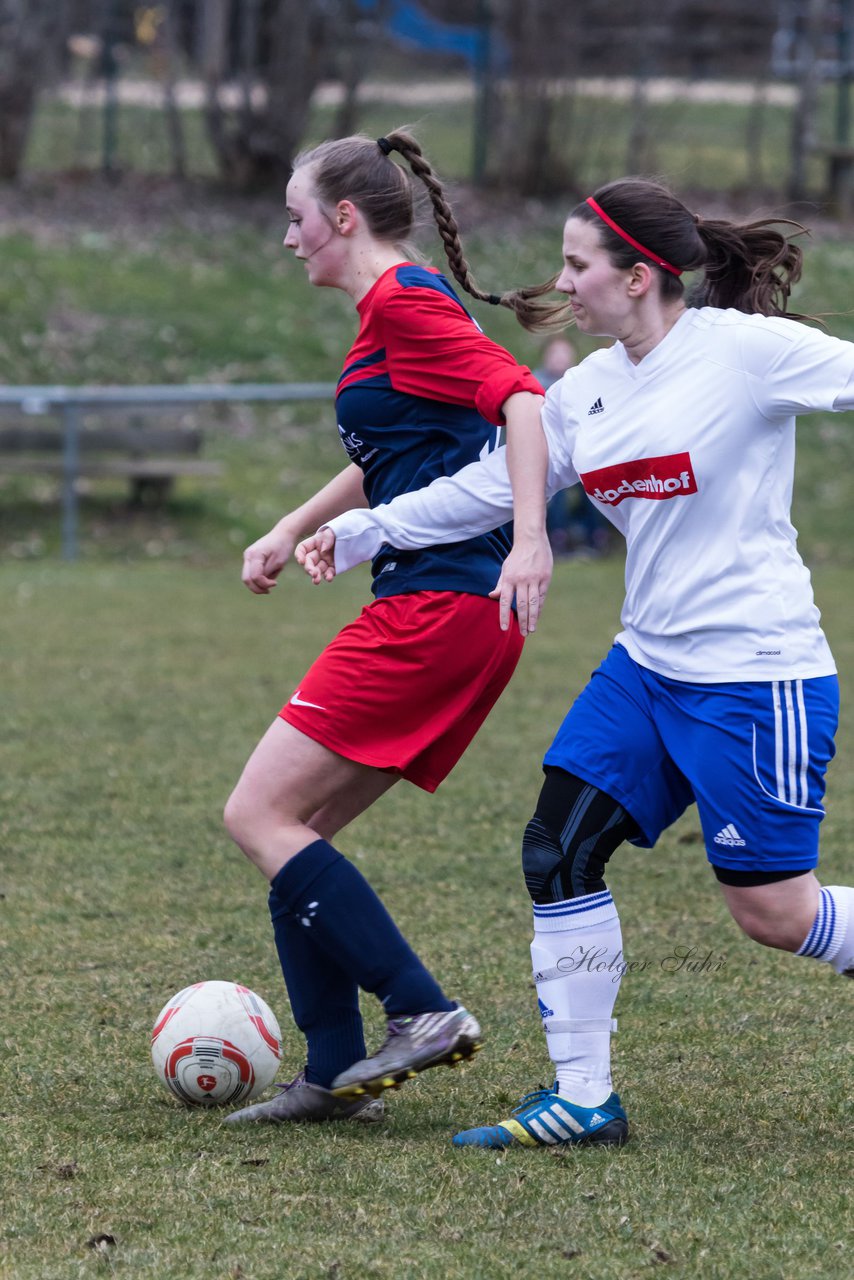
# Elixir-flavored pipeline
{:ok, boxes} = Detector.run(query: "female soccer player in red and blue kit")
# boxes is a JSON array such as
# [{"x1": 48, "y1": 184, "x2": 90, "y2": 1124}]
[
  {"x1": 309, "y1": 178, "x2": 854, "y2": 1151},
  {"x1": 223, "y1": 130, "x2": 555, "y2": 1125}
]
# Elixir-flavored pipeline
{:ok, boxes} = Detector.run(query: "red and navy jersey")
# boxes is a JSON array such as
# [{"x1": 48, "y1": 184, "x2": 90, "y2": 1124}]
[{"x1": 337, "y1": 262, "x2": 543, "y2": 598}]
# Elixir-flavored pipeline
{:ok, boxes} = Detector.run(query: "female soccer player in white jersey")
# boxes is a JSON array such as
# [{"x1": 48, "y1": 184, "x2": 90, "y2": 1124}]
[{"x1": 299, "y1": 177, "x2": 854, "y2": 1150}]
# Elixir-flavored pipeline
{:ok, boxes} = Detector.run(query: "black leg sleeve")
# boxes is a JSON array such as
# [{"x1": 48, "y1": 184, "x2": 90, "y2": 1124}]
[{"x1": 522, "y1": 766, "x2": 640, "y2": 904}]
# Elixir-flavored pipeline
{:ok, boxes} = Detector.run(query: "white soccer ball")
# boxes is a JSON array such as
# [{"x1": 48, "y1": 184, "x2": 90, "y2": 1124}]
[{"x1": 151, "y1": 980, "x2": 282, "y2": 1106}]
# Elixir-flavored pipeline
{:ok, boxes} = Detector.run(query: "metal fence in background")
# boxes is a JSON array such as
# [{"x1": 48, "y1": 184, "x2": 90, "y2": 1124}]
[{"x1": 0, "y1": 383, "x2": 338, "y2": 561}]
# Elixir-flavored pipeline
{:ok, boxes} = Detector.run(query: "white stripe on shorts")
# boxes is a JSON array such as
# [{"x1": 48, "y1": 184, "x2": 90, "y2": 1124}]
[
  {"x1": 795, "y1": 680, "x2": 809, "y2": 807},
  {"x1": 772, "y1": 681, "x2": 784, "y2": 800},
  {"x1": 770, "y1": 680, "x2": 809, "y2": 806}
]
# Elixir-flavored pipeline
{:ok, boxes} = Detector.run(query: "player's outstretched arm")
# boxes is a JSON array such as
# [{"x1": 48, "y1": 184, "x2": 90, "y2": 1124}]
[
  {"x1": 324, "y1": 445, "x2": 517, "y2": 576},
  {"x1": 323, "y1": 408, "x2": 579, "y2": 579},
  {"x1": 241, "y1": 463, "x2": 365, "y2": 595}
]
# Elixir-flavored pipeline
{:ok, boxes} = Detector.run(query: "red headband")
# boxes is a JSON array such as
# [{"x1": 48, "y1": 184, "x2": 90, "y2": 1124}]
[{"x1": 585, "y1": 197, "x2": 682, "y2": 277}]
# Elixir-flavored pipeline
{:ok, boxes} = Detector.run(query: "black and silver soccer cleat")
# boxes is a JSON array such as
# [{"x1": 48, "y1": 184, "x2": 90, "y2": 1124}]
[
  {"x1": 331, "y1": 1005, "x2": 482, "y2": 1099},
  {"x1": 224, "y1": 1070, "x2": 385, "y2": 1124}
]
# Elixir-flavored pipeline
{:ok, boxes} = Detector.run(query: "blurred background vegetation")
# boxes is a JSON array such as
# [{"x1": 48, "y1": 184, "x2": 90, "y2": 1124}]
[
  {"x1": 4, "y1": 2, "x2": 854, "y2": 198},
  {"x1": 2, "y1": 0, "x2": 854, "y2": 567},
  {"x1": 3, "y1": 2, "x2": 854, "y2": 196}
]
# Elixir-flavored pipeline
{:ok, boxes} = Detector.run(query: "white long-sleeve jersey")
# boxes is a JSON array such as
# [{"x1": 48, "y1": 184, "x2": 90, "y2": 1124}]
[{"x1": 327, "y1": 307, "x2": 854, "y2": 683}]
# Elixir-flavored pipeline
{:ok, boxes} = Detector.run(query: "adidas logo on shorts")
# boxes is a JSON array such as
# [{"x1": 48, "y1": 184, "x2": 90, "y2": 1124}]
[{"x1": 713, "y1": 823, "x2": 746, "y2": 847}]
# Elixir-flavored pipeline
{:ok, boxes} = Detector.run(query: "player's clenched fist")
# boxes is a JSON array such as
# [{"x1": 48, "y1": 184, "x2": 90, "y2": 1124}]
[
  {"x1": 241, "y1": 523, "x2": 297, "y2": 594},
  {"x1": 296, "y1": 526, "x2": 337, "y2": 584}
]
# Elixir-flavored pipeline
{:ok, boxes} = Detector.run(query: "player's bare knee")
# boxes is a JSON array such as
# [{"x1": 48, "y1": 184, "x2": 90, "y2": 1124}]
[
  {"x1": 734, "y1": 914, "x2": 780, "y2": 948},
  {"x1": 730, "y1": 907, "x2": 801, "y2": 951},
  {"x1": 719, "y1": 870, "x2": 820, "y2": 951},
  {"x1": 222, "y1": 791, "x2": 245, "y2": 847},
  {"x1": 223, "y1": 787, "x2": 258, "y2": 854}
]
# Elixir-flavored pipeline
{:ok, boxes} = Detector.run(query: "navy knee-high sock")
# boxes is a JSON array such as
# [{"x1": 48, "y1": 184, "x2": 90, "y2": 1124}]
[
  {"x1": 269, "y1": 892, "x2": 366, "y2": 1088},
  {"x1": 270, "y1": 839, "x2": 454, "y2": 1018}
]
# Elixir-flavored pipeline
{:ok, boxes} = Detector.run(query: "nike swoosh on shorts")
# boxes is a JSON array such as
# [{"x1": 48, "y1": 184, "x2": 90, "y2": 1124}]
[{"x1": 290, "y1": 690, "x2": 327, "y2": 711}]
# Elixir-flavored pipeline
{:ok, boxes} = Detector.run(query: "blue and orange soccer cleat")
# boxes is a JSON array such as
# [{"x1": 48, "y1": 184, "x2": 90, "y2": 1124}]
[{"x1": 452, "y1": 1086, "x2": 628, "y2": 1150}]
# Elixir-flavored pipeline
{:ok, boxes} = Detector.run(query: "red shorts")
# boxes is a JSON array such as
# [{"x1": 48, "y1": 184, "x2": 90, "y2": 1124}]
[{"x1": 279, "y1": 591, "x2": 524, "y2": 792}]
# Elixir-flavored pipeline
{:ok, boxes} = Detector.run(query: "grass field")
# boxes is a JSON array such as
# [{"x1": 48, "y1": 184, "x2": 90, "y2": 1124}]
[
  {"x1": 1, "y1": 553, "x2": 852, "y2": 1280},
  {"x1": 2, "y1": 115, "x2": 854, "y2": 1276}
]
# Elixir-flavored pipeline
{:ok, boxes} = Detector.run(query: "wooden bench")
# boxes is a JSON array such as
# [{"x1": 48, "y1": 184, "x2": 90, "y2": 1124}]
[{"x1": 0, "y1": 415, "x2": 223, "y2": 505}]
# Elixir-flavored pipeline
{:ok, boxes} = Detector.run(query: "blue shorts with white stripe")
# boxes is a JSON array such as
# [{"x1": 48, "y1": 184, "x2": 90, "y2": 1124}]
[{"x1": 544, "y1": 643, "x2": 839, "y2": 873}]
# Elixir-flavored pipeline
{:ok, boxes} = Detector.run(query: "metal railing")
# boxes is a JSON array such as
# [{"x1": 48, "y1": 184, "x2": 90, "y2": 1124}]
[{"x1": 0, "y1": 383, "x2": 337, "y2": 561}]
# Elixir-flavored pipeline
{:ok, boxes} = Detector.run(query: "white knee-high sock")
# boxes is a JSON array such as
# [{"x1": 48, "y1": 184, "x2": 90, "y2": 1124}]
[
  {"x1": 796, "y1": 885, "x2": 854, "y2": 974},
  {"x1": 531, "y1": 890, "x2": 622, "y2": 1107}
]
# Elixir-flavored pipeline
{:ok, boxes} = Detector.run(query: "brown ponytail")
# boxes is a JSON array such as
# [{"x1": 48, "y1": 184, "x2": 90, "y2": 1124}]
[
  {"x1": 690, "y1": 218, "x2": 806, "y2": 318},
  {"x1": 575, "y1": 178, "x2": 808, "y2": 320}
]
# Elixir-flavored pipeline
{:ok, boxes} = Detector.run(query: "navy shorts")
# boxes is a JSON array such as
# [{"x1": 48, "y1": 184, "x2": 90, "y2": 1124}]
[{"x1": 544, "y1": 644, "x2": 839, "y2": 872}]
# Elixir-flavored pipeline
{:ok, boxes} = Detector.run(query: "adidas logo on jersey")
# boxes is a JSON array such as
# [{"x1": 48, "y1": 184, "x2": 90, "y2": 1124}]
[
  {"x1": 538, "y1": 997, "x2": 555, "y2": 1019},
  {"x1": 714, "y1": 823, "x2": 746, "y2": 847},
  {"x1": 587, "y1": 397, "x2": 604, "y2": 415}
]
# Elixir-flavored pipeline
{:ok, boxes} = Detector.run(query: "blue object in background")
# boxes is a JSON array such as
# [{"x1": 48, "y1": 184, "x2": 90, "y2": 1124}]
[{"x1": 354, "y1": 0, "x2": 508, "y2": 72}]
